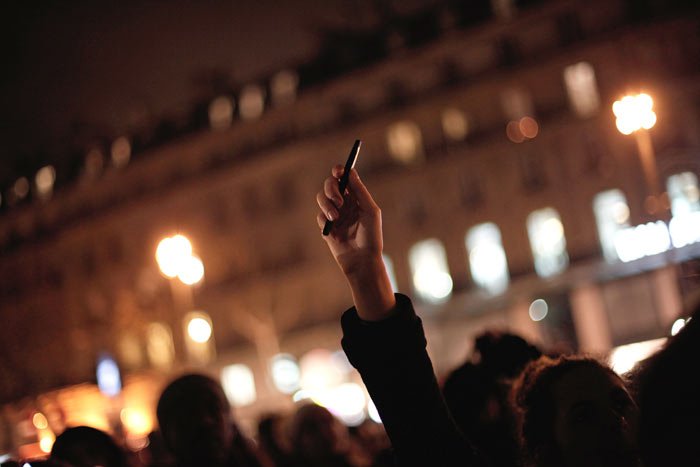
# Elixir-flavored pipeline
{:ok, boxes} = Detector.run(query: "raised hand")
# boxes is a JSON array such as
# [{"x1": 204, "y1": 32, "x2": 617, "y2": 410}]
[{"x1": 315, "y1": 165, "x2": 396, "y2": 320}]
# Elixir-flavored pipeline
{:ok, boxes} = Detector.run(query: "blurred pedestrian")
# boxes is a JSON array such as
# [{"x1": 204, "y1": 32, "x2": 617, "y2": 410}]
[{"x1": 156, "y1": 373, "x2": 262, "y2": 467}]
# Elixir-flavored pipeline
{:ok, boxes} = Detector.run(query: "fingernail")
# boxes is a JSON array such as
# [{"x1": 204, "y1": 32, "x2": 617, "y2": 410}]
[{"x1": 327, "y1": 210, "x2": 337, "y2": 221}]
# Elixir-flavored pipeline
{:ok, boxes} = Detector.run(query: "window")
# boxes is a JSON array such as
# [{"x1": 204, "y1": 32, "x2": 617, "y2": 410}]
[
  {"x1": 564, "y1": 62, "x2": 600, "y2": 118},
  {"x1": 209, "y1": 96, "x2": 234, "y2": 129},
  {"x1": 441, "y1": 108, "x2": 470, "y2": 142},
  {"x1": 527, "y1": 207, "x2": 569, "y2": 277},
  {"x1": 667, "y1": 171, "x2": 700, "y2": 247},
  {"x1": 593, "y1": 190, "x2": 630, "y2": 262},
  {"x1": 270, "y1": 70, "x2": 299, "y2": 106},
  {"x1": 35, "y1": 165, "x2": 56, "y2": 200},
  {"x1": 146, "y1": 322, "x2": 175, "y2": 370},
  {"x1": 239, "y1": 84, "x2": 265, "y2": 120},
  {"x1": 270, "y1": 354, "x2": 301, "y2": 394},
  {"x1": 408, "y1": 239, "x2": 453, "y2": 303},
  {"x1": 110, "y1": 137, "x2": 131, "y2": 168},
  {"x1": 466, "y1": 223, "x2": 509, "y2": 294},
  {"x1": 221, "y1": 364, "x2": 257, "y2": 406},
  {"x1": 386, "y1": 121, "x2": 425, "y2": 165}
]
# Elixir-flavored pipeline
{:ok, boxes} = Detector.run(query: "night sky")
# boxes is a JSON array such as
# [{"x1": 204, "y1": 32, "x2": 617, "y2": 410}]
[{"x1": 1, "y1": 0, "x2": 433, "y2": 180}]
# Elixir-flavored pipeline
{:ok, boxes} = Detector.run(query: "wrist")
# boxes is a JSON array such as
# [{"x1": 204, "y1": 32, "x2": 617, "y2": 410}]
[{"x1": 344, "y1": 255, "x2": 396, "y2": 321}]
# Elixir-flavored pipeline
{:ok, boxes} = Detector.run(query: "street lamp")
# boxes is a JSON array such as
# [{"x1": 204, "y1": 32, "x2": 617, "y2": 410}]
[
  {"x1": 155, "y1": 234, "x2": 204, "y2": 285},
  {"x1": 155, "y1": 234, "x2": 206, "y2": 364},
  {"x1": 612, "y1": 93, "x2": 662, "y2": 214}
]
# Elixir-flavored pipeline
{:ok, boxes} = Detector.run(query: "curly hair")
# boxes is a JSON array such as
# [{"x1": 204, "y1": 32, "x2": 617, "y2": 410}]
[{"x1": 510, "y1": 355, "x2": 620, "y2": 467}]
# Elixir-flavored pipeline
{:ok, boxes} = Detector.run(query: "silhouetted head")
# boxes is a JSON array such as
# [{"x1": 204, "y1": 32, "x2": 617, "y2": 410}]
[
  {"x1": 156, "y1": 373, "x2": 234, "y2": 465},
  {"x1": 512, "y1": 356, "x2": 640, "y2": 467},
  {"x1": 289, "y1": 404, "x2": 349, "y2": 462},
  {"x1": 50, "y1": 425, "x2": 128, "y2": 467},
  {"x1": 474, "y1": 331, "x2": 542, "y2": 377},
  {"x1": 257, "y1": 413, "x2": 289, "y2": 462},
  {"x1": 635, "y1": 299, "x2": 700, "y2": 467}
]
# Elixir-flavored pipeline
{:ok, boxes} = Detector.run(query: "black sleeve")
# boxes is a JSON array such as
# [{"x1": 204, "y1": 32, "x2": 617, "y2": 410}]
[{"x1": 341, "y1": 293, "x2": 482, "y2": 467}]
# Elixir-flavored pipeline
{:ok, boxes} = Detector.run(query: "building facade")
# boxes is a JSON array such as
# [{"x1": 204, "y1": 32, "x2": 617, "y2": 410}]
[{"x1": 1, "y1": 0, "x2": 699, "y2": 454}]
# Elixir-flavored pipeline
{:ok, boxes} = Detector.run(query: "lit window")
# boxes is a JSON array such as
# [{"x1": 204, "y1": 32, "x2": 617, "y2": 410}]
[
  {"x1": 146, "y1": 322, "x2": 175, "y2": 370},
  {"x1": 386, "y1": 121, "x2": 425, "y2": 165},
  {"x1": 221, "y1": 364, "x2": 256, "y2": 406},
  {"x1": 667, "y1": 172, "x2": 700, "y2": 248},
  {"x1": 270, "y1": 70, "x2": 299, "y2": 106},
  {"x1": 13, "y1": 177, "x2": 30, "y2": 200},
  {"x1": 111, "y1": 137, "x2": 131, "y2": 168},
  {"x1": 382, "y1": 254, "x2": 398, "y2": 292},
  {"x1": 466, "y1": 223, "x2": 509, "y2": 294},
  {"x1": 563, "y1": 62, "x2": 600, "y2": 118},
  {"x1": 270, "y1": 353, "x2": 301, "y2": 394},
  {"x1": 96, "y1": 353, "x2": 122, "y2": 397},
  {"x1": 84, "y1": 148, "x2": 104, "y2": 180},
  {"x1": 614, "y1": 221, "x2": 671, "y2": 263},
  {"x1": 408, "y1": 239, "x2": 453, "y2": 303},
  {"x1": 35, "y1": 165, "x2": 56, "y2": 200},
  {"x1": 239, "y1": 84, "x2": 265, "y2": 120},
  {"x1": 593, "y1": 189, "x2": 630, "y2": 262},
  {"x1": 527, "y1": 207, "x2": 569, "y2": 277},
  {"x1": 209, "y1": 96, "x2": 234, "y2": 129},
  {"x1": 441, "y1": 108, "x2": 470, "y2": 141}
]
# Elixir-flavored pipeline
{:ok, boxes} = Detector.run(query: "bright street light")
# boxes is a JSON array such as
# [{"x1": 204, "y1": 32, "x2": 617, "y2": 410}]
[
  {"x1": 177, "y1": 254, "x2": 205, "y2": 285},
  {"x1": 155, "y1": 234, "x2": 204, "y2": 285},
  {"x1": 613, "y1": 93, "x2": 656, "y2": 135},
  {"x1": 612, "y1": 92, "x2": 662, "y2": 211}
]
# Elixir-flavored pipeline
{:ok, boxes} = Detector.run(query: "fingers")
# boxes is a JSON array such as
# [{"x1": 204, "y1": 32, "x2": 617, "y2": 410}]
[
  {"x1": 324, "y1": 176, "x2": 343, "y2": 207},
  {"x1": 316, "y1": 191, "x2": 339, "y2": 221},
  {"x1": 331, "y1": 164, "x2": 344, "y2": 178},
  {"x1": 316, "y1": 212, "x2": 328, "y2": 230},
  {"x1": 347, "y1": 169, "x2": 379, "y2": 215}
]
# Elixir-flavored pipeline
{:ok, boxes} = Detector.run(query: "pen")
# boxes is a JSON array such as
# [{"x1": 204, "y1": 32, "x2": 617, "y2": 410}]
[{"x1": 322, "y1": 139, "x2": 362, "y2": 236}]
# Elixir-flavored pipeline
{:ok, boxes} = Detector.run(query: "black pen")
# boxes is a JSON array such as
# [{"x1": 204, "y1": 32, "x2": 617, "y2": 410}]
[{"x1": 323, "y1": 139, "x2": 362, "y2": 236}]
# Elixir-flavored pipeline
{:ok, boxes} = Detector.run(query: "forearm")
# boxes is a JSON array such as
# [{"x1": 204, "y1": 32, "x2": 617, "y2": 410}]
[{"x1": 343, "y1": 255, "x2": 396, "y2": 322}]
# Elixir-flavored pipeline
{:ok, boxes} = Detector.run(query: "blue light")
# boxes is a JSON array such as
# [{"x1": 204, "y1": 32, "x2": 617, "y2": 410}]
[{"x1": 96, "y1": 353, "x2": 122, "y2": 397}]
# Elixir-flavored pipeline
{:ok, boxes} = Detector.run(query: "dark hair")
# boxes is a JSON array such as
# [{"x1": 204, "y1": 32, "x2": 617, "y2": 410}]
[
  {"x1": 50, "y1": 425, "x2": 128, "y2": 467},
  {"x1": 511, "y1": 355, "x2": 619, "y2": 467},
  {"x1": 156, "y1": 373, "x2": 229, "y2": 429}
]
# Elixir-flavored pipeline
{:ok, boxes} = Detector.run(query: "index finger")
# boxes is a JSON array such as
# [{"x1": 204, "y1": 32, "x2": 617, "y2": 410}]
[{"x1": 347, "y1": 169, "x2": 379, "y2": 213}]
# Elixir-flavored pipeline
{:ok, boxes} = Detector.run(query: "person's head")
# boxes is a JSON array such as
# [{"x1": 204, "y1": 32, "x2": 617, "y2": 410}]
[
  {"x1": 474, "y1": 331, "x2": 542, "y2": 377},
  {"x1": 289, "y1": 403, "x2": 349, "y2": 461},
  {"x1": 156, "y1": 373, "x2": 234, "y2": 465},
  {"x1": 257, "y1": 414, "x2": 290, "y2": 461},
  {"x1": 512, "y1": 356, "x2": 640, "y2": 467},
  {"x1": 50, "y1": 425, "x2": 128, "y2": 467}
]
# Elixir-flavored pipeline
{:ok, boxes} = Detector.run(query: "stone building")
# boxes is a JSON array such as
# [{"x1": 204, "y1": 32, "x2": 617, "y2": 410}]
[{"x1": 0, "y1": 0, "x2": 699, "y2": 453}]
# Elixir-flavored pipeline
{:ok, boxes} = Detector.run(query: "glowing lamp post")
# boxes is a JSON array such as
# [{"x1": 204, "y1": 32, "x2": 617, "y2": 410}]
[
  {"x1": 155, "y1": 234, "x2": 204, "y2": 285},
  {"x1": 155, "y1": 234, "x2": 206, "y2": 363},
  {"x1": 612, "y1": 93, "x2": 662, "y2": 213}
]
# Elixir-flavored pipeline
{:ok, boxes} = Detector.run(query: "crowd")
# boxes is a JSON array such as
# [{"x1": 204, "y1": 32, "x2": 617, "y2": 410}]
[{"x1": 2, "y1": 165, "x2": 698, "y2": 467}]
